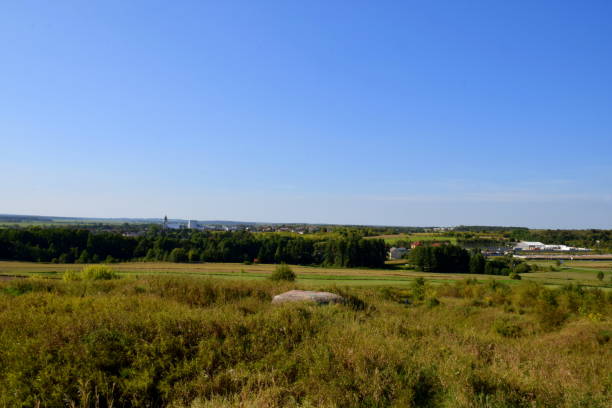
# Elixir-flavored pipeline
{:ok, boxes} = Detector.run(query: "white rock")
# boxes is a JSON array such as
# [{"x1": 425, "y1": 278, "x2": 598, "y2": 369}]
[{"x1": 272, "y1": 290, "x2": 343, "y2": 305}]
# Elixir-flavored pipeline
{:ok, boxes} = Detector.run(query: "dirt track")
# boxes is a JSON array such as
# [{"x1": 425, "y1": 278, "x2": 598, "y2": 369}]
[{"x1": 0, "y1": 275, "x2": 27, "y2": 281}]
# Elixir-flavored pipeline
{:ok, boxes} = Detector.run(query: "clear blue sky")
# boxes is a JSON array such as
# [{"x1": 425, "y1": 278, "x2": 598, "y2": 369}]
[{"x1": 1, "y1": 1, "x2": 611, "y2": 228}]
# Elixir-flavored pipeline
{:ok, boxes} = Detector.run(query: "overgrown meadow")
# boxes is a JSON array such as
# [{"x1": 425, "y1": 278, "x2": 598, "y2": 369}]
[{"x1": 0, "y1": 272, "x2": 610, "y2": 407}]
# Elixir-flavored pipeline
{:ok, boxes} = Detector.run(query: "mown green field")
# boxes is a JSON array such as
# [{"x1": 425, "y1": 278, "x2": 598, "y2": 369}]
[
  {"x1": 0, "y1": 260, "x2": 610, "y2": 289},
  {"x1": 0, "y1": 261, "x2": 503, "y2": 287},
  {"x1": 522, "y1": 260, "x2": 612, "y2": 287}
]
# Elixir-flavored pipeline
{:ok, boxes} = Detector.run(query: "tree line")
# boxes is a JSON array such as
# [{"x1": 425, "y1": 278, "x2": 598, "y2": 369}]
[
  {"x1": 409, "y1": 244, "x2": 530, "y2": 276},
  {"x1": 0, "y1": 227, "x2": 387, "y2": 268}
]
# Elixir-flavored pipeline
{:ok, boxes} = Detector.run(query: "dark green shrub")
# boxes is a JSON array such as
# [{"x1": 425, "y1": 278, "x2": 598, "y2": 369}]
[
  {"x1": 493, "y1": 318, "x2": 523, "y2": 338},
  {"x1": 535, "y1": 290, "x2": 569, "y2": 330},
  {"x1": 84, "y1": 329, "x2": 133, "y2": 373},
  {"x1": 269, "y1": 263, "x2": 296, "y2": 281},
  {"x1": 509, "y1": 272, "x2": 521, "y2": 280},
  {"x1": 411, "y1": 277, "x2": 426, "y2": 301},
  {"x1": 596, "y1": 330, "x2": 610, "y2": 345},
  {"x1": 426, "y1": 297, "x2": 440, "y2": 308},
  {"x1": 513, "y1": 263, "x2": 530, "y2": 274}
]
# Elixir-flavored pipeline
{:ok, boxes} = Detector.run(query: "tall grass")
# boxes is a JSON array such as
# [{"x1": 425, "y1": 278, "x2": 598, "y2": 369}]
[
  {"x1": 63, "y1": 265, "x2": 120, "y2": 281},
  {"x1": 0, "y1": 276, "x2": 609, "y2": 407}
]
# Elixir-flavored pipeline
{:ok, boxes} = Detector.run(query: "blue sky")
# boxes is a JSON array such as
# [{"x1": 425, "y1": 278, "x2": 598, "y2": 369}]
[{"x1": 1, "y1": 1, "x2": 611, "y2": 228}]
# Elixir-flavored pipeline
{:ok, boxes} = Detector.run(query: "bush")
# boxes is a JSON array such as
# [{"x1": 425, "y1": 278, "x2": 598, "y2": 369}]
[
  {"x1": 509, "y1": 272, "x2": 521, "y2": 280},
  {"x1": 426, "y1": 297, "x2": 440, "y2": 308},
  {"x1": 269, "y1": 263, "x2": 296, "y2": 281},
  {"x1": 81, "y1": 265, "x2": 120, "y2": 280},
  {"x1": 411, "y1": 277, "x2": 426, "y2": 301},
  {"x1": 493, "y1": 318, "x2": 523, "y2": 338},
  {"x1": 513, "y1": 263, "x2": 531, "y2": 274},
  {"x1": 534, "y1": 290, "x2": 569, "y2": 330},
  {"x1": 596, "y1": 271, "x2": 604, "y2": 281},
  {"x1": 63, "y1": 265, "x2": 119, "y2": 281},
  {"x1": 62, "y1": 270, "x2": 81, "y2": 281}
]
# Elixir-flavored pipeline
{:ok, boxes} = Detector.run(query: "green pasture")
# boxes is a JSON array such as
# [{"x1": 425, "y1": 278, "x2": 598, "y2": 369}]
[{"x1": 1, "y1": 260, "x2": 610, "y2": 289}]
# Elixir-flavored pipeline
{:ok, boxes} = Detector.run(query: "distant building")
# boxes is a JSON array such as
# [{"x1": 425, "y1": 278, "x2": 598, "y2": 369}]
[
  {"x1": 388, "y1": 247, "x2": 407, "y2": 260},
  {"x1": 513, "y1": 241, "x2": 589, "y2": 252},
  {"x1": 187, "y1": 220, "x2": 199, "y2": 229},
  {"x1": 514, "y1": 241, "x2": 546, "y2": 251}
]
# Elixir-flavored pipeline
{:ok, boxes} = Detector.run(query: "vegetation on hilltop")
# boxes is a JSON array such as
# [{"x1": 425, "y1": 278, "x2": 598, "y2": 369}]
[{"x1": 0, "y1": 276, "x2": 609, "y2": 407}]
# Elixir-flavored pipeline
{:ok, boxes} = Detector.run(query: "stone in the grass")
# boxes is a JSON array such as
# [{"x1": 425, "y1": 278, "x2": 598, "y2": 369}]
[{"x1": 272, "y1": 290, "x2": 343, "y2": 305}]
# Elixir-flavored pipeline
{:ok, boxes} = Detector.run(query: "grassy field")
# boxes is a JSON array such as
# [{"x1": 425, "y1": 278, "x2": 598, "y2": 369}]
[
  {"x1": 0, "y1": 260, "x2": 610, "y2": 289},
  {"x1": 522, "y1": 260, "x2": 612, "y2": 287},
  {"x1": 366, "y1": 233, "x2": 459, "y2": 245},
  {"x1": 0, "y1": 273, "x2": 610, "y2": 407},
  {"x1": 0, "y1": 261, "x2": 509, "y2": 287}
]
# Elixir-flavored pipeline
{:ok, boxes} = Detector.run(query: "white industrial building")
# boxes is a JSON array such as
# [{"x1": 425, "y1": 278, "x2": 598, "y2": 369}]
[
  {"x1": 513, "y1": 241, "x2": 588, "y2": 252},
  {"x1": 514, "y1": 241, "x2": 546, "y2": 251}
]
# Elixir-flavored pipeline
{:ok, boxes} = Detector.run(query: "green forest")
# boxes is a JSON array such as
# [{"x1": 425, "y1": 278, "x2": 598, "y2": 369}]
[
  {"x1": 409, "y1": 245, "x2": 529, "y2": 277},
  {"x1": 0, "y1": 227, "x2": 387, "y2": 268}
]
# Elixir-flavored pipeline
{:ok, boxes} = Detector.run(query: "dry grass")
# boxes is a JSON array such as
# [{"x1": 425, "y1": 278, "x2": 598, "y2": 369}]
[{"x1": 0, "y1": 276, "x2": 610, "y2": 407}]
